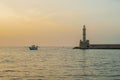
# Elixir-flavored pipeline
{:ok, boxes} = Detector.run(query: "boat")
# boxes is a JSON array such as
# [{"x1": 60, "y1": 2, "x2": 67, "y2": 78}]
[{"x1": 29, "y1": 45, "x2": 38, "y2": 50}]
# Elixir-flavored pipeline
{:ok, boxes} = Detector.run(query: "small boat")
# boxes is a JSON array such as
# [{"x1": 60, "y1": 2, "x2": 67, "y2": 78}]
[{"x1": 29, "y1": 45, "x2": 38, "y2": 50}]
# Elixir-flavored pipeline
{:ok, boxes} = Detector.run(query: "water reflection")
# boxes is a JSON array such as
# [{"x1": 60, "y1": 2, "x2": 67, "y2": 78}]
[
  {"x1": 81, "y1": 50, "x2": 87, "y2": 80},
  {"x1": 0, "y1": 47, "x2": 120, "y2": 80}
]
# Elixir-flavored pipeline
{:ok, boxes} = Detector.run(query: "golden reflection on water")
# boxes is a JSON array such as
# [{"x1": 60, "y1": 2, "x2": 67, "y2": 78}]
[{"x1": 0, "y1": 47, "x2": 120, "y2": 80}]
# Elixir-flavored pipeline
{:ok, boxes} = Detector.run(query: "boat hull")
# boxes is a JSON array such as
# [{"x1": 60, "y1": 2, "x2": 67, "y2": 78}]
[{"x1": 29, "y1": 46, "x2": 38, "y2": 50}]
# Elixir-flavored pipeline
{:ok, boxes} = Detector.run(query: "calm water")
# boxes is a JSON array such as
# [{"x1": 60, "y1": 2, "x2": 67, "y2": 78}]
[{"x1": 0, "y1": 47, "x2": 120, "y2": 80}]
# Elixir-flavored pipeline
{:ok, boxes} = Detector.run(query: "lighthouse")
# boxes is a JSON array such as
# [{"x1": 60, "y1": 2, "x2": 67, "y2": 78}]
[
  {"x1": 83, "y1": 25, "x2": 86, "y2": 42},
  {"x1": 74, "y1": 25, "x2": 120, "y2": 49},
  {"x1": 80, "y1": 25, "x2": 89, "y2": 49}
]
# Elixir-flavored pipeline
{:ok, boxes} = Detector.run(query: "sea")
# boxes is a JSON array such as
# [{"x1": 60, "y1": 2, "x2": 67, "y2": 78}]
[{"x1": 0, "y1": 47, "x2": 120, "y2": 80}]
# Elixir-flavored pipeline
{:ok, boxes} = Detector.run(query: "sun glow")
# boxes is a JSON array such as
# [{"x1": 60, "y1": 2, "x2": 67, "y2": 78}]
[{"x1": 0, "y1": 0, "x2": 120, "y2": 46}]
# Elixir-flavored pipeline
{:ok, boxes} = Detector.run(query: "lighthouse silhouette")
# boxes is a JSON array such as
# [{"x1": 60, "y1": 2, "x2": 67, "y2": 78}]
[{"x1": 80, "y1": 25, "x2": 90, "y2": 49}]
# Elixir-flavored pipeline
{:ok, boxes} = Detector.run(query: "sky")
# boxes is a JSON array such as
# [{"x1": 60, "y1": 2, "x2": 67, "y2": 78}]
[{"x1": 0, "y1": 0, "x2": 120, "y2": 46}]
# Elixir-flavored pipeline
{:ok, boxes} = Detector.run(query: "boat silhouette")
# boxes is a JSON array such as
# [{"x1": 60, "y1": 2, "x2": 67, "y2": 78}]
[{"x1": 29, "y1": 45, "x2": 38, "y2": 50}]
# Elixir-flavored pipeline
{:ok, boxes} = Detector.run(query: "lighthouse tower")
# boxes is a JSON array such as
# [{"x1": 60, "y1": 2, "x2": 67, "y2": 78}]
[
  {"x1": 83, "y1": 25, "x2": 86, "y2": 42},
  {"x1": 80, "y1": 25, "x2": 89, "y2": 49}
]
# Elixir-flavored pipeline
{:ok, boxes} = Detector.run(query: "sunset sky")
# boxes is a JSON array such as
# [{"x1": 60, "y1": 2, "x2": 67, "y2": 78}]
[{"x1": 0, "y1": 0, "x2": 120, "y2": 46}]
